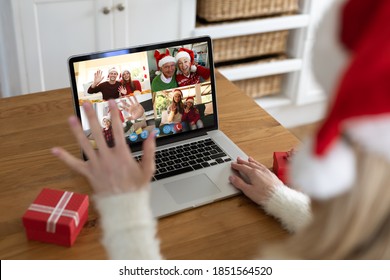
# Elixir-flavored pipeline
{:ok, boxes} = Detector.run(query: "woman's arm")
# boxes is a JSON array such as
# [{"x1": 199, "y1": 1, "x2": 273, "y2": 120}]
[
  {"x1": 51, "y1": 100, "x2": 161, "y2": 259},
  {"x1": 230, "y1": 157, "x2": 312, "y2": 233}
]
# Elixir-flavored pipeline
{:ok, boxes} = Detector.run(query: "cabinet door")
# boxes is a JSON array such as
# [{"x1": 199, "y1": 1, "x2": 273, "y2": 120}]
[
  {"x1": 13, "y1": 0, "x2": 114, "y2": 93},
  {"x1": 117, "y1": 0, "x2": 186, "y2": 47}
]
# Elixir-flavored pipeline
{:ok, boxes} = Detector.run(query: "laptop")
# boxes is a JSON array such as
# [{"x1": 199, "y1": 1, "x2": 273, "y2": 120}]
[{"x1": 68, "y1": 36, "x2": 248, "y2": 218}]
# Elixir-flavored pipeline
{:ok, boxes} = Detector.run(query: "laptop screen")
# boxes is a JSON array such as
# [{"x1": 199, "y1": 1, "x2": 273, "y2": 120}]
[{"x1": 68, "y1": 36, "x2": 218, "y2": 153}]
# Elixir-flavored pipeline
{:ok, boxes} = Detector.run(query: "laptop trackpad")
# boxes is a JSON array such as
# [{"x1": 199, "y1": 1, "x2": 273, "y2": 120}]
[{"x1": 164, "y1": 173, "x2": 221, "y2": 204}]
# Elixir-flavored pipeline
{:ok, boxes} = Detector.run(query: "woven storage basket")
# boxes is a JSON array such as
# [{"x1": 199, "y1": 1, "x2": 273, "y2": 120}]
[
  {"x1": 219, "y1": 56, "x2": 286, "y2": 98},
  {"x1": 213, "y1": 30, "x2": 289, "y2": 63},
  {"x1": 234, "y1": 74, "x2": 283, "y2": 98},
  {"x1": 197, "y1": 0, "x2": 299, "y2": 22}
]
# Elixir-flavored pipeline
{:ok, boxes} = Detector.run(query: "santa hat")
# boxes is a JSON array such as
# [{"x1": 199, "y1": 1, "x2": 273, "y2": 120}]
[
  {"x1": 175, "y1": 47, "x2": 197, "y2": 73},
  {"x1": 107, "y1": 67, "x2": 119, "y2": 80},
  {"x1": 154, "y1": 49, "x2": 175, "y2": 76},
  {"x1": 108, "y1": 67, "x2": 118, "y2": 75},
  {"x1": 291, "y1": 0, "x2": 390, "y2": 200},
  {"x1": 186, "y1": 96, "x2": 194, "y2": 103},
  {"x1": 172, "y1": 89, "x2": 183, "y2": 98},
  {"x1": 101, "y1": 116, "x2": 111, "y2": 126}
]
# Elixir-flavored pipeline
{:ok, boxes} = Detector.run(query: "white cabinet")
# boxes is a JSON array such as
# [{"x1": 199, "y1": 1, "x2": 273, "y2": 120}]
[{"x1": 7, "y1": 0, "x2": 185, "y2": 95}]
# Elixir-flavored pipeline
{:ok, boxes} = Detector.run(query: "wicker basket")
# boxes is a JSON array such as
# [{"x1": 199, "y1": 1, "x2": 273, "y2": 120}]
[
  {"x1": 197, "y1": 0, "x2": 299, "y2": 22},
  {"x1": 213, "y1": 30, "x2": 289, "y2": 63},
  {"x1": 219, "y1": 56, "x2": 286, "y2": 98},
  {"x1": 234, "y1": 74, "x2": 283, "y2": 98}
]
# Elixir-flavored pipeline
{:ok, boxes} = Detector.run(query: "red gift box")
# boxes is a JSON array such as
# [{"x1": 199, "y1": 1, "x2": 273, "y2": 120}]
[
  {"x1": 22, "y1": 188, "x2": 89, "y2": 247},
  {"x1": 273, "y1": 151, "x2": 293, "y2": 184}
]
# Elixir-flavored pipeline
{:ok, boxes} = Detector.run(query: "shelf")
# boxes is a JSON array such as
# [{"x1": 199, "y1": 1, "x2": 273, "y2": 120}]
[
  {"x1": 255, "y1": 95, "x2": 292, "y2": 109},
  {"x1": 193, "y1": 14, "x2": 310, "y2": 39},
  {"x1": 218, "y1": 58, "x2": 302, "y2": 81}
]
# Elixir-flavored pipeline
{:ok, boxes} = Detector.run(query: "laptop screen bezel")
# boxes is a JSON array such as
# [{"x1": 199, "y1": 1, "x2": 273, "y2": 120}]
[{"x1": 67, "y1": 36, "x2": 219, "y2": 154}]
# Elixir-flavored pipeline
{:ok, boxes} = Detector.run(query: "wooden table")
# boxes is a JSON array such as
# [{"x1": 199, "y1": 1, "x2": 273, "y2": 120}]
[{"x1": 0, "y1": 72, "x2": 300, "y2": 260}]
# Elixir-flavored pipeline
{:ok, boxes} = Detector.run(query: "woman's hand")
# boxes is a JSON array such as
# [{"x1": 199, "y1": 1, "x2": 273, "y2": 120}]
[
  {"x1": 121, "y1": 96, "x2": 145, "y2": 120},
  {"x1": 51, "y1": 100, "x2": 155, "y2": 196},
  {"x1": 229, "y1": 157, "x2": 284, "y2": 205}
]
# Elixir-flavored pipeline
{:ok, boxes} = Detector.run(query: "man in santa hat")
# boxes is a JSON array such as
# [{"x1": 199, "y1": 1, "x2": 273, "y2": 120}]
[
  {"x1": 88, "y1": 67, "x2": 122, "y2": 100},
  {"x1": 151, "y1": 49, "x2": 178, "y2": 92},
  {"x1": 175, "y1": 47, "x2": 210, "y2": 87}
]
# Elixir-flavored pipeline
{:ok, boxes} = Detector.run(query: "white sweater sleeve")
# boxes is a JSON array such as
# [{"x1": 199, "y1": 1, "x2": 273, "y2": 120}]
[
  {"x1": 93, "y1": 189, "x2": 162, "y2": 260},
  {"x1": 262, "y1": 186, "x2": 312, "y2": 233}
]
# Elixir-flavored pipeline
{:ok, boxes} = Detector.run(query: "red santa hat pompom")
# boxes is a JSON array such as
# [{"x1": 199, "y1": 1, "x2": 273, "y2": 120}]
[
  {"x1": 154, "y1": 49, "x2": 175, "y2": 76},
  {"x1": 291, "y1": 0, "x2": 390, "y2": 200},
  {"x1": 175, "y1": 47, "x2": 197, "y2": 74}
]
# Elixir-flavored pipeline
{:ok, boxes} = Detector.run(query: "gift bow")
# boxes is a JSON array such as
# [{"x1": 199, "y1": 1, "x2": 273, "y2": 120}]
[{"x1": 28, "y1": 191, "x2": 79, "y2": 233}]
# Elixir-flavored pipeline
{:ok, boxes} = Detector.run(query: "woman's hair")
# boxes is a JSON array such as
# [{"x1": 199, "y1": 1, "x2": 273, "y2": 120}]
[
  {"x1": 121, "y1": 70, "x2": 135, "y2": 92},
  {"x1": 171, "y1": 90, "x2": 184, "y2": 114},
  {"x1": 263, "y1": 145, "x2": 390, "y2": 259}
]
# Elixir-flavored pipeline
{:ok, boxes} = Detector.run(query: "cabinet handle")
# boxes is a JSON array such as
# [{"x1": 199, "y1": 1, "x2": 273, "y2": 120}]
[
  {"x1": 117, "y1": 3, "x2": 125, "y2": 11},
  {"x1": 102, "y1": 7, "x2": 111, "y2": 15}
]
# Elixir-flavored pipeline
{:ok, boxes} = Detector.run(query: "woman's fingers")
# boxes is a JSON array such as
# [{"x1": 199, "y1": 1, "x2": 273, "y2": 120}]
[
  {"x1": 231, "y1": 162, "x2": 256, "y2": 180},
  {"x1": 83, "y1": 102, "x2": 108, "y2": 152},
  {"x1": 140, "y1": 132, "x2": 156, "y2": 179},
  {"x1": 67, "y1": 115, "x2": 97, "y2": 162},
  {"x1": 51, "y1": 147, "x2": 89, "y2": 177},
  {"x1": 108, "y1": 100, "x2": 127, "y2": 149},
  {"x1": 236, "y1": 157, "x2": 264, "y2": 171},
  {"x1": 229, "y1": 174, "x2": 251, "y2": 191},
  {"x1": 127, "y1": 96, "x2": 136, "y2": 106}
]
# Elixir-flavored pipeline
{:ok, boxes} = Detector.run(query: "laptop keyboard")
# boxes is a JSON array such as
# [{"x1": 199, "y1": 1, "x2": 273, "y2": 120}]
[{"x1": 134, "y1": 138, "x2": 232, "y2": 181}]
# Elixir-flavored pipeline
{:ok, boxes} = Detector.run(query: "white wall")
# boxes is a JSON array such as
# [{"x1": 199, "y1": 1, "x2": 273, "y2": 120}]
[{"x1": 0, "y1": 0, "x2": 21, "y2": 97}]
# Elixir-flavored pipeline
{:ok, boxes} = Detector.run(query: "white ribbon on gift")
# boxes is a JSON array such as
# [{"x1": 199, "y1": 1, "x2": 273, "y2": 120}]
[{"x1": 28, "y1": 191, "x2": 80, "y2": 233}]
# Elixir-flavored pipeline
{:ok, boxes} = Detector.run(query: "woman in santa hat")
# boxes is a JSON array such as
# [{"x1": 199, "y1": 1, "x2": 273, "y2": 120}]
[
  {"x1": 230, "y1": 0, "x2": 390, "y2": 259},
  {"x1": 175, "y1": 47, "x2": 210, "y2": 87},
  {"x1": 119, "y1": 70, "x2": 142, "y2": 97},
  {"x1": 52, "y1": 0, "x2": 390, "y2": 260}
]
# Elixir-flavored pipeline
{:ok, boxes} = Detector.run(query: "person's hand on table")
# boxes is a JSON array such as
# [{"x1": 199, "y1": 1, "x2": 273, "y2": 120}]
[{"x1": 229, "y1": 157, "x2": 284, "y2": 206}]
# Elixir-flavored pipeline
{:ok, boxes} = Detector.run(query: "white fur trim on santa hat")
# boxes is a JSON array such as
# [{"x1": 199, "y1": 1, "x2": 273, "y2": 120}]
[
  {"x1": 346, "y1": 115, "x2": 390, "y2": 162},
  {"x1": 311, "y1": 0, "x2": 348, "y2": 99},
  {"x1": 175, "y1": 51, "x2": 191, "y2": 62},
  {"x1": 175, "y1": 51, "x2": 197, "y2": 74},
  {"x1": 158, "y1": 56, "x2": 175, "y2": 67},
  {"x1": 108, "y1": 67, "x2": 118, "y2": 74},
  {"x1": 291, "y1": 137, "x2": 356, "y2": 200}
]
